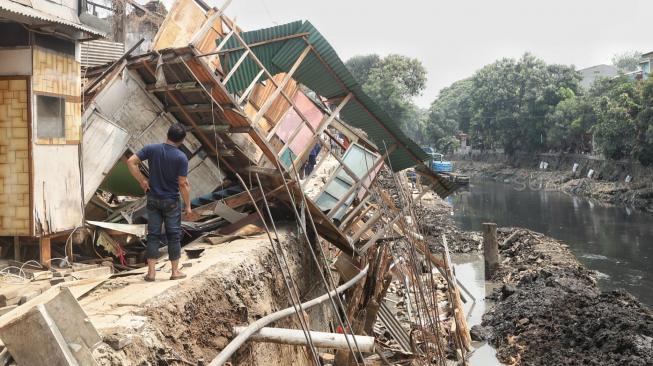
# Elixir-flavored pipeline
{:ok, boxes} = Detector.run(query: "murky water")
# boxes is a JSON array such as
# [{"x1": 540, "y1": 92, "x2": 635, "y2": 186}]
[
  {"x1": 448, "y1": 179, "x2": 653, "y2": 307},
  {"x1": 452, "y1": 253, "x2": 502, "y2": 365}
]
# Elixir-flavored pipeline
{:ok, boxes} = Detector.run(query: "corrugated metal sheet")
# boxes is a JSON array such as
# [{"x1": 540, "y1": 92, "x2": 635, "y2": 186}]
[
  {"x1": 0, "y1": 0, "x2": 105, "y2": 37},
  {"x1": 219, "y1": 21, "x2": 429, "y2": 173},
  {"x1": 220, "y1": 21, "x2": 303, "y2": 94},
  {"x1": 81, "y1": 40, "x2": 125, "y2": 68}
]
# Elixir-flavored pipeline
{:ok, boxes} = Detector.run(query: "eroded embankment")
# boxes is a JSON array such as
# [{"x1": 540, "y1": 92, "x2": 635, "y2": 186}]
[
  {"x1": 454, "y1": 156, "x2": 653, "y2": 212},
  {"x1": 87, "y1": 227, "x2": 332, "y2": 366},
  {"x1": 416, "y1": 194, "x2": 653, "y2": 365}
]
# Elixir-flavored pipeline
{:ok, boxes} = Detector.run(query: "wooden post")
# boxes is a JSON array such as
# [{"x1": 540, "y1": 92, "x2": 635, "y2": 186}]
[
  {"x1": 13, "y1": 236, "x2": 20, "y2": 261},
  {"x1": 40, "y1": 236, "x2": 51, "y2": 268},
  {"x1": 482, "y1": 223, "x2": 498, "y2": 278}
]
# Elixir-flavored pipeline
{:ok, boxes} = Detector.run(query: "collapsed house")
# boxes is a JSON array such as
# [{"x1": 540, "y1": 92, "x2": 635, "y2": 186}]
[{"x1": 0, "y1": 0, "x2": 472, "y2": 365}]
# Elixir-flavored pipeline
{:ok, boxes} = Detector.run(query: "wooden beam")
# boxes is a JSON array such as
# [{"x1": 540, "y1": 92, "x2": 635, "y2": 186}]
[
  {"x1": 40, "y1": 236, "x2": 51, "y2": 268},
  {"x1": 140, "y1": 60, "x2": 238, "y2": 173},
  {"x1": 238, "y1": 69, "x2": 265, "y2": 104},
  {"x1": 350, "y1": 209, "x2": 383, "y2": 243},
  {"x1": 146, "y1": 81, "x2": 202, "y2": 93},
  {"x1": 291, "y1": 93, "x2": 352, "y2": 170},
  {"x1": 13, "y1": 236, "x2": 20, "y2": 261},
  {"x1": 222, "y1": 49, "x2": 250, "y2": 85},
  {"x1": 167, "y1": 103, "x2": 213, "y2": 113},
  {"x1": 251, "y1": 46, "x2": 311, "y2": 125}
]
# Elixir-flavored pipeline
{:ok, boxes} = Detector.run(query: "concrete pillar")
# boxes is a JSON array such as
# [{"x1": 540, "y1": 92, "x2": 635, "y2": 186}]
[{"x1": 482, "y1": 223, "x2": 498, "y2": 278}]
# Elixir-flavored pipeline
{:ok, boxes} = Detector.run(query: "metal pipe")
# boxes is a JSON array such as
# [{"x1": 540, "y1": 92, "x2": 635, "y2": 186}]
[
  {"x1": 233, "y1": 327, "x2": 375, "y2": 352},
  {"x1": 209, "y1": 264, "x2": 370, "y2": 366}
]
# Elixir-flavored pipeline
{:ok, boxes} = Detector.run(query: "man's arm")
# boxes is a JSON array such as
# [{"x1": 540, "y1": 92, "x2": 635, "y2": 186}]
[
  {"x1": 126, "y1": 154, "x2": 150, "y2": 192},
  {"x1": 179, "y1": 176, "x2": 192, "y2": 215}
]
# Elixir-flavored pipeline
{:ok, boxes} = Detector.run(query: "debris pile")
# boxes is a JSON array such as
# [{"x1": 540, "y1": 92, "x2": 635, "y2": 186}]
[{"x1": 0, "y1": 0, "x2": 470, "y2": 365}]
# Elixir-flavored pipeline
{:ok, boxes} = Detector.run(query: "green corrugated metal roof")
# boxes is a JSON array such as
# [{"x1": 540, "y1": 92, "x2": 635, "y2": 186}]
[{"x1": 218, "y1": 21, "x2": 456, "y2": 195}]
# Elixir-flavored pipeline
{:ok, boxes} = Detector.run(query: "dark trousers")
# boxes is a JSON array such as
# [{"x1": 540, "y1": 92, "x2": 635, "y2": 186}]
[{"x1": 146, "y1": 196, "x2": 182, "y2": 260}]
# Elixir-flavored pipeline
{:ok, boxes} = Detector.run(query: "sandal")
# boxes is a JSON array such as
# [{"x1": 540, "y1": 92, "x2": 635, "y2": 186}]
[
  {"x1": 170, "y1": 273, "x2": 187, "y2": 280},
  {"x1": 144, "y1": 275, "x2": 156, "y2": 282}
]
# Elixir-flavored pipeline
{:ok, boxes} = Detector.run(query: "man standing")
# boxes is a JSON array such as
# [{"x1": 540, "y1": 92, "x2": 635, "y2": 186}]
[{"x1": 127, "y1": 123, "x2": 192, "y2": 281}]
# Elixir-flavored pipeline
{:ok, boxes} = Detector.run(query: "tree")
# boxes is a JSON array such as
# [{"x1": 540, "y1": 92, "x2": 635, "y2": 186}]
[
  {"x1": 633, "y1": 77, "x2": 653, "y2": 165},
  {"x1": 591, "y1": 75, "x2": 640, "y2": 160},
  {"x1": 467, "y1": 53, "x2": 581, "y2": 154},
  {"x1": 612, "y1": 51, "x2": 642, "y2": 73},
  {"x1": 545, "y1": 96, "x2": 596, "y2": 153},
  {"x1": 345, "y1": 54, "x2": 380, "y2": 86},
  {"x1": 345, "y1": 54, "x2": 428, "y2": 137}
]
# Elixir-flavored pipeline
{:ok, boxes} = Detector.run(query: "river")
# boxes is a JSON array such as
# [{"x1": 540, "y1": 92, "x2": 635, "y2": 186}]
[{"x1": 448, "y1": 179, "x2": 653, "y2": 307}]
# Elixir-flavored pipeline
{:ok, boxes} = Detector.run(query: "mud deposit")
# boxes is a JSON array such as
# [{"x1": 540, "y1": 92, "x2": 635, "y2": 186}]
[{"x1": 480, "y1": 229, "x2": 653, "y2": 365}]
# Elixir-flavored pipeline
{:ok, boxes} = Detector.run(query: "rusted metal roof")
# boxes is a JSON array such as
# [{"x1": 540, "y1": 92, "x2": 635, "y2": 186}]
[{"x1": 0, "y1": 0, "x2": 106, "y2": 37}]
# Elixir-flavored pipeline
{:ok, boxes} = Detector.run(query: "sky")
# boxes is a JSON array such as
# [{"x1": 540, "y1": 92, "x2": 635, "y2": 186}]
[{"x1": 168, "y1": 0, "x2": 653, "y2": 107}]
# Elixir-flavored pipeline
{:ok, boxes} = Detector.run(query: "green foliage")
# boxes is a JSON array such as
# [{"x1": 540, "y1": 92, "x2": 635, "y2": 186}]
[
  {"x1": 345, "y1": 54, "x2": 428, "y2": 139},
  {"x1": 633, "y1": 78, "x2": 653, "y2": 165},
  {"x1": 612, "y1": 51, "x2": 642, "y2": 73},
  {"x1": 545, "y1": 96, "x2": 595, "y2": 153},
  {"x1": 590, "y1": 75, "x2": 640, "y2": 160},
  {"x1": 467, "y1": 53, "x2": 581, "y2": 154}
]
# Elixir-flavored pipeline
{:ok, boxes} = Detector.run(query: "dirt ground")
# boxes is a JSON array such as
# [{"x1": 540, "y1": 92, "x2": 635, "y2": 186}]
[{"x1": 88, "y1": 227, "x2": 332, "y2": 366}]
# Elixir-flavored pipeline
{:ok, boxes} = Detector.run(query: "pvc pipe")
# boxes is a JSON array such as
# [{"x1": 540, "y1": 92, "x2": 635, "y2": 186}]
[
  {"x1": 209, "y1": 264, "x2": 370, "y2": 366},
  {"x1": 233, "y1": 327, "x2": 375, "y2": 352}
]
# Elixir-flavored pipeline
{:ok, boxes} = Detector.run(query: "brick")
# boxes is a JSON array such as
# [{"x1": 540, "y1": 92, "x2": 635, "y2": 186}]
[
  {"x1": 17, "y1": 173, "x2": 28, "y2": 185},
  {"x1": 12, "y1": 128, "x2": 27, "y2": 138},
  {"x1": 0, "y1": 80, "x2": 8, "y2": 89},
  {"x1": 14, "y1": 184, "x2": 28, "y2": 194},
  {"x1": 3, "y1": 206, "x2": 15, "y2": 217},
  {"x1": 8, "y1": 80, "x2": 26, "y2": 91},
  {"x1": 15, "y1": 207, "x2": 29, "y2": 219}
]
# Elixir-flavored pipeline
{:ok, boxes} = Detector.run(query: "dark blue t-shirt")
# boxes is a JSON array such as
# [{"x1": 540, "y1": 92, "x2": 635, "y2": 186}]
[{"x1": 137, "y1": 143, "x2": 188, "y2": 199}]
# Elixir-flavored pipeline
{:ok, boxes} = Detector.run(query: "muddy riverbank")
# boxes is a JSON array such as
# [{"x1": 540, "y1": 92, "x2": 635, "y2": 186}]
[
  {"x1": 454, "y1": 159, "x2": 653, "y2": 213},
  {"x1": 418, "y1": 193, "x2": 653, "y2": 365}
]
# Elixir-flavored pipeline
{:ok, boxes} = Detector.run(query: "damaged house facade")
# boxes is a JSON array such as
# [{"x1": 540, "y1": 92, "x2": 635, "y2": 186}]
[
  {"x1": 0, "y1": 0, "x2": 472, "y2": 365},
  {"x1": 0, "y1": 0, "x2": 106, "y2": 264}
]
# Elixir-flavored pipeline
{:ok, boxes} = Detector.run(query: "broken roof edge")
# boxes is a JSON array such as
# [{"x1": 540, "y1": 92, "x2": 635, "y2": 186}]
[
  {"x1": 0, "y1": 1, "x2": 107, "y2": 38},
  {"x1": 218, "y1": 20, "x2": 430, "y2": 173}
]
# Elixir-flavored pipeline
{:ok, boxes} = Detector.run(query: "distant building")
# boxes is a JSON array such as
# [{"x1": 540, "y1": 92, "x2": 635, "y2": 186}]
[
  {"x1": 578, "y1": 64, "x2": 619, "y2": 89},
  {"x1": 638, "y1": 51, "x2": 653, "y2": 80}
]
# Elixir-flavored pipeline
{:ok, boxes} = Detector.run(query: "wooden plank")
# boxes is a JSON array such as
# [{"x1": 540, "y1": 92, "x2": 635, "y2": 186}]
[
  {"x1": 222, "y1": 49, "x2": 250, "y2": 85},
  {"x1": 39, "y1": 237, "x2": 51, "y2": 268},
  {"x1": 13, "y1": 236, "x2": 20, "y2": 262},
  {"x1": 167, "y1": 103, "x2": 213, "y2": 113},
  {"x1": 145, "y1": 81, "x2": 201, "y2": 93}
]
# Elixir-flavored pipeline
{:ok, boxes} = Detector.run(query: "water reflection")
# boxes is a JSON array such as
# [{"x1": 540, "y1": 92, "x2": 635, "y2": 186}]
[
  {"x1": 449, "y1": 179, "x2": 653, "y2": 307},
  {"x1": 452, "y1": 253, "x2": 502, "y2": 365}
]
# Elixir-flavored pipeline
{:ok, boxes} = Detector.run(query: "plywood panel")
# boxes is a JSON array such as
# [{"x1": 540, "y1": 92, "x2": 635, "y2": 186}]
[
  {"x1": 81, "y1": 111, "x2": 130, "y2": 203},
  {"x1": 151, "y1": 0, "x2": 210, "y2": 50},
  {"x1": 32, "y1": 144, "x2": 83, "y2": 235}
]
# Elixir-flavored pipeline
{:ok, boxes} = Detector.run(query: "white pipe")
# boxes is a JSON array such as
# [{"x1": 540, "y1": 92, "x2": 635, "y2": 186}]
[
  {"x1": 233, "y1": 327, "x2": 375, "y2": 353},
  {"x1": 209, "y1": 264, "x2": 370, "y2": 366}
]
